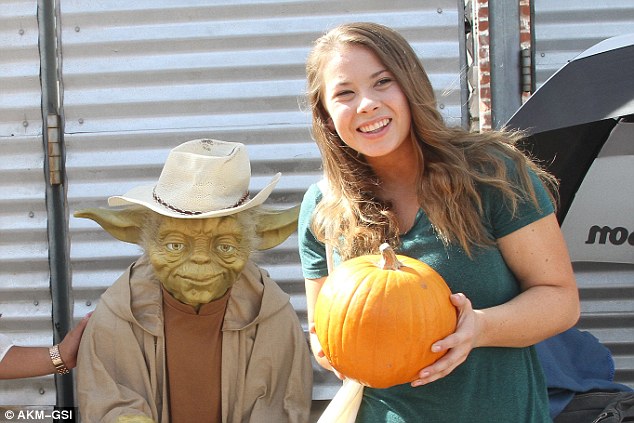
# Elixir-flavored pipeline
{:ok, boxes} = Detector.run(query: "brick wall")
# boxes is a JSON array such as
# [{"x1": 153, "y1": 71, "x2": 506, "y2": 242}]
[{"x1": 467, "y1": 0, "x2": 532, "y2": 130}]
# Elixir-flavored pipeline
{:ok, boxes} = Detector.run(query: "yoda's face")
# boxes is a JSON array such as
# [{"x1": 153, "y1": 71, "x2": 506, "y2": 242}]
[{"x1": 146, "y1": 215, "x2": 250, "y2": 309}]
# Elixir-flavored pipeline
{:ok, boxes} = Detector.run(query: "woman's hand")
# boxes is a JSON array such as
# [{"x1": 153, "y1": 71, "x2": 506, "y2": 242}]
[
  {"x1": 58, "y1": 312, "x2": 92, "y2": 369},
  {"x1": 411, "y1": 293, "x2": 481, "y2": 387},
  {"x1": 309, "y1": 322, "x2": 346, "y2": 380}
]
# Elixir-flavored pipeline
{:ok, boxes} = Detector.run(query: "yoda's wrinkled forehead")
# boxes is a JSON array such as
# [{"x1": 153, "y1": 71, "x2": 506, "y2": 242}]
[{"x1": 141, "y1": 212, "x2": 257, "y2": 255}]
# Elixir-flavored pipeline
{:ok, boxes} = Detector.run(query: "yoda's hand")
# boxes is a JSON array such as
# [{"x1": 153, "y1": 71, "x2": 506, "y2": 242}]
[{"x1": 115, "y1": 415, "x2": 156, "y2": 423}]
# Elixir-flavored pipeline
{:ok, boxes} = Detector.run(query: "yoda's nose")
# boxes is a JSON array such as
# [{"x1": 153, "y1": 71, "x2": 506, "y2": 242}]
[{"x1": 190, "y1": 247, "x2": 212, "y2": 264}]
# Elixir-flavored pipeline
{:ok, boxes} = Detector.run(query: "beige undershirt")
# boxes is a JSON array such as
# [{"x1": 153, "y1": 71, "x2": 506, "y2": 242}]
[{"x1": 162, "y1": 286, "x2": 230, "y2": 423}]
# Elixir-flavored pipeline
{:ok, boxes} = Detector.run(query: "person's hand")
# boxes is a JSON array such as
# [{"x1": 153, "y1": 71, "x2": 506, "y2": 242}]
[
  {"x1": 411, "y1": 293, "x2": 480, "y2": 387},
  {"x1": 309, "y1": 322, "x2": 346, "y2": 380},
  {"x1": 58, "y1": 312, "x2": 92, "y2": 370}
]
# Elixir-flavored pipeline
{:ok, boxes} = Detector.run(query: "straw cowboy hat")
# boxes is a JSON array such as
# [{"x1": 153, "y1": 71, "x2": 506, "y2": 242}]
[{"x1": 108, "y1": 139, "x2": 281, "y2": 219}]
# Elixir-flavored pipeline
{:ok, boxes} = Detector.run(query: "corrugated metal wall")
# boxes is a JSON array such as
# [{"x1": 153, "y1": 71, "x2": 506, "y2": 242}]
[
  {"x1": 0, "y1": 0, "x2": 57, "y2": 405},
  {"x1": 60, "y1": 0, "x2": 464, "y2": 406},
  {"x1": 533, "y1": 0, "x2": 634, "y2": 388},
  {"x1": 533, "y1": 0, "x2": 634, "y2": 87},
  {"x1": 2, "y1": 0, "x2": 632, "y2": 410}
]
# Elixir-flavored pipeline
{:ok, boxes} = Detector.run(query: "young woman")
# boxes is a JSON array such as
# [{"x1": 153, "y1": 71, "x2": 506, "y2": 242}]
[{"x1": 298, "y1": 22, "x2": 580, "y2": 422}]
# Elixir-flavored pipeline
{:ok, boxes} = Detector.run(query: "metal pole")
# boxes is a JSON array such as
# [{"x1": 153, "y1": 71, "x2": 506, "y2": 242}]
[
  {"x1": 37, "y1": 0, "x2": 75, "y2": 409},
  {"x1": 488, "y1": 0, "x2": 522, "y2": 129},
  {"x1": 458, "y1": 0, "x2": 471, "y2": 130}
]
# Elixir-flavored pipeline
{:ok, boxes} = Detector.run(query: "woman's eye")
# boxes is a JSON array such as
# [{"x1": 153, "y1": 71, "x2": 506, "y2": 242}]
[
  {"x1": 335, "y1": 90, "x2": 354, "y2": 98},
  {"x1": 376, "y1": 77, "x2": 392, "y2": 87},
  {"x1": 166, "y1": 243, "x2": 184, "y2": 252}
]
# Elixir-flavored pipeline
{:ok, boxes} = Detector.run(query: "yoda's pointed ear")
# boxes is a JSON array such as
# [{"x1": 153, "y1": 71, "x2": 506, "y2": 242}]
[
  {"x1": 255, "y1": 204, "x2": 300, "y2": 250},
  {"x1": 74, "y1": 207, "x2": 149, "y2": 245}
]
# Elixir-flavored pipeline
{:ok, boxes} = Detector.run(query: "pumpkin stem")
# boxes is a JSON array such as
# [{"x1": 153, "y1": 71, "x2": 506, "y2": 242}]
[{"x1": 379, "y1": 243, "x2": 402, "y2": 270}]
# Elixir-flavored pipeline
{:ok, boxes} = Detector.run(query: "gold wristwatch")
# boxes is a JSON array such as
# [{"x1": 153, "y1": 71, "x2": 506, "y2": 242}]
[{"x1": 49, "y1": 344, "x2": 70, "y2": 375}]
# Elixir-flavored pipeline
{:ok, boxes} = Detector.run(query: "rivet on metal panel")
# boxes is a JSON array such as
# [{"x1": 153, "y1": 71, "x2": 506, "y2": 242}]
[
  {"x1": 437, "y1": 8, "x2": 443, "y2": 14},
  {"x1": 75, "y1": 26, "x2": 80, "y2": 32},
  {"x1": 34, "y1": 300, "x2": 39, "y2": 306},
  {"x1": 78, "y1": 118, "x2": 84, "y2": 124},
  {"x1": 86, "y1": 300, "x2": 92, "y2": 307},
  {"x1": 28, "y1": 211, "x2": 35, "y2": 218},
  {"x1": 22, "y1": 120, "x2": 29, "y2": 127},
  {"x1": 19, "y1": 29, "x2": 25, "y2": 35},
  {"x1": 39, "y1": 388, "x2": 46, "y2": 395}
]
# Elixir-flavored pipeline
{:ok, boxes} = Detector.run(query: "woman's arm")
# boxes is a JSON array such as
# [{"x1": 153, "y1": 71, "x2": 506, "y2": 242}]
[
  {"x1": 476, "y1": 213, "x2": 580, "y2": 346},
  {"x1": 0, "y1": 346, "x2": 58, "y2": 379},
  {"x1": 0, "y1": 313, "x2": 91, "y2": 379},
  {"x1": 305, "y1": 276, "x2": 334, "y2": 371},
  {"x1": 412, "y1": 213, "x2": 579, "y2": 386}
]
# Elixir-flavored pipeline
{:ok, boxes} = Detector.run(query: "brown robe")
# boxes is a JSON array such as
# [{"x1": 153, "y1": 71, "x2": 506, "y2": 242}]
[{"x1": 163, "y1": 286, "x2": 230, "y2": 423}]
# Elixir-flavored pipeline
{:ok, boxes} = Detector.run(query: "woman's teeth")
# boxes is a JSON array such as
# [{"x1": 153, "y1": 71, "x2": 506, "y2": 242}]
[{"x1": 359, "y1": 118, "x2": 390, "y2": 133}]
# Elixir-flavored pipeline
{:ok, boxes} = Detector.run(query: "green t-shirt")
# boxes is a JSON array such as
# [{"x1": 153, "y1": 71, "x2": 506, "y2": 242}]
[{"x1": 298, "y1": 161, "x2": 555, "y2": 422}]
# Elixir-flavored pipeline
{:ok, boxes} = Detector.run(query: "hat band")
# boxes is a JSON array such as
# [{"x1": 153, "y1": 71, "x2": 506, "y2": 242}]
[{"x1": 152, "y1": 188, "x2": 251, "y2": 216}]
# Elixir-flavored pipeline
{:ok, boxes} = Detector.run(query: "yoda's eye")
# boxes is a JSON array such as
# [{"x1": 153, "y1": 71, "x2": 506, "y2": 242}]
[
  {"x1": 166, "y1": 243, "x2": 185, "y2": 252},
  {"x1": 217, "y1": 244, "x2": 236, "y2": 255}
]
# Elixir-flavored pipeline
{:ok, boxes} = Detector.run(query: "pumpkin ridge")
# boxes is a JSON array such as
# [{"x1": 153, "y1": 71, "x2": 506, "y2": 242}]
[
  {"x1": 343, "y1": 273, "x2": 365, "y2": 381},
  {"x1": 337, "y1": 266, "x2": 372, "y2": 373},
  {"x1": 364, "y1": 271, "x2": 388, "y2": 376}
]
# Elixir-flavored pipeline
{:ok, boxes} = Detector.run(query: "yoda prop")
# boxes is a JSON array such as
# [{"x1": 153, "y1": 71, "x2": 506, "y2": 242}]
[{"x1": 75, "y1": 139, "x2": 312, "y2": 423}]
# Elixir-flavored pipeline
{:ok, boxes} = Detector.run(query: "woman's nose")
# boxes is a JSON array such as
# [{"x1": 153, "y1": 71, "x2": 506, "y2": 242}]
[{"x1": 357, "y1": 93, "x2": 380, "y2": 113}]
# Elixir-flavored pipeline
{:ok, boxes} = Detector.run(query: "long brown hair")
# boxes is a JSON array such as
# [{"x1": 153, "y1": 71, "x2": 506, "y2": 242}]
[{"x1": 305, "y1": 22, "x2": 558, "y2": 259}]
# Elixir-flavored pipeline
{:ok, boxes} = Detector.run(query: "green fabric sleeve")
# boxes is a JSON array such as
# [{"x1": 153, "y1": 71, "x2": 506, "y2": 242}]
[{"x1": 297, "y1": 183, "x2": 328, "y2": 279}]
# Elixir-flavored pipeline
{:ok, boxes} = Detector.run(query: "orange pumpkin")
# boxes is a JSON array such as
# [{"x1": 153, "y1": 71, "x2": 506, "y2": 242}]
[{"x1": 314, "y1": 243, "x2": 457, "y2": 389}]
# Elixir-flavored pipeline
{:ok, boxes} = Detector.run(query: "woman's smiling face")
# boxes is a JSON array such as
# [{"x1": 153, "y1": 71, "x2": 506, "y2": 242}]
[{"x1": 321, "y1": 44, "x2": 413, "y2": 159}]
